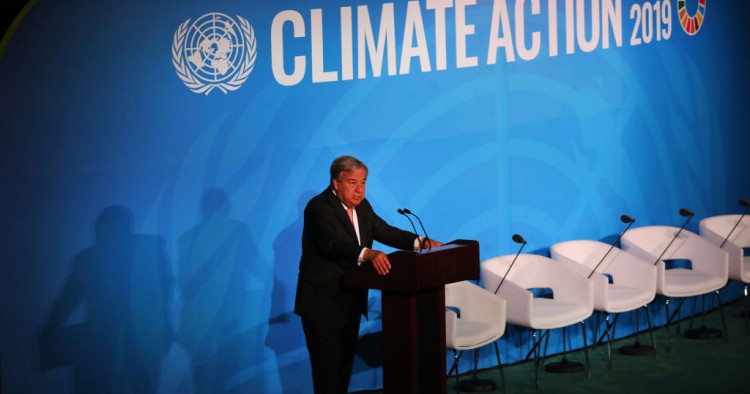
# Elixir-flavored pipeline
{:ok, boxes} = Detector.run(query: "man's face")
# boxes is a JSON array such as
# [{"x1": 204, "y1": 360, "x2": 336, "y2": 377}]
[{"x1": 333, "y1": 168, "x2": 367, "y2": 208}]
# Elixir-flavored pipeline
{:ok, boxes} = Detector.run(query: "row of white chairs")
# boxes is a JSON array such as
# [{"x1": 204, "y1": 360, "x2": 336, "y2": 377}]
[{"x1": 444, "y1": 211, "x2": 750, "y2": 391}]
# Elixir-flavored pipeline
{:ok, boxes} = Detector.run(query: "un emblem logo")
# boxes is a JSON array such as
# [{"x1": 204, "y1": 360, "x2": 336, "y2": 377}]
[{"x1": 172, "y1": 13, "x2": 257, "y2": 95}]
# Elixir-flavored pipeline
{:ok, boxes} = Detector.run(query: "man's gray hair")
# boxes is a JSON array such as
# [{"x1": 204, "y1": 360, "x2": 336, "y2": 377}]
[{"x1": 330, "y1": 155, "x2": 368, "y2": 183}]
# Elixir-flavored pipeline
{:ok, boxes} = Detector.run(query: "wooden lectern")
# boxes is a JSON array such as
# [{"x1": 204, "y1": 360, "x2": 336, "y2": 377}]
[{"x1": 344, "y1": 239, "x2": 480, "y2": 394}]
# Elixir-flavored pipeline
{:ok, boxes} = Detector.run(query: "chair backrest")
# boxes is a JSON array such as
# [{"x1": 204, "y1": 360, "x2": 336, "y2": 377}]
[
  {"x1": 700, "y1": 215, "x2": 750, "y2": 248},
  {"x1": 700, "y1": 215, "x2": 750, "y2": 282},
  {"x1": 550, "y1": 240, "x2": 614, "y2": 274},
  {"x1": 621, "y1": 225, "x2": 728, "y2": 285},
  {"x1": 481, "y1": 254, "x2": 559, "y2": 289},
  {"x1": 551, "y1": 239, "x2": 657, "y2": 311},
  {"x1": 622, "y1": 226, "x2": 717, "y2": 262},
  {"x1": 481, "y1": 253, "x2": 594, "y2": 328},
  {"x1": 445, "y1": 280, "x2": 474, "y2": 309},
  {"x1": 444, "y1": 280, "x2": 506, "y2": 337},
  {"x1": 621, "y1": 226, "x2": 688, "y2": 262},
  {"x1": 481, "y1": 254, "x2": 594, "y2": 303}
]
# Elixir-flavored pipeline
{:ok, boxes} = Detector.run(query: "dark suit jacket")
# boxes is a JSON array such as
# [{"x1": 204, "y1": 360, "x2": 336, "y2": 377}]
[{"x1": 294, "y1": 186, "x2": 416, "y2": 323}]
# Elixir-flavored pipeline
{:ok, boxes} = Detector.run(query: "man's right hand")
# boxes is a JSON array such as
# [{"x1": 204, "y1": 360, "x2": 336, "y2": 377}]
[{"x1": 364, "y1": 249, "x2": 391, "y2": 275}]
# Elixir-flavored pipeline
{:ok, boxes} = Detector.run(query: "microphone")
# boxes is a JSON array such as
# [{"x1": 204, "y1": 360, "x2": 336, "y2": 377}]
[
  {"x1": 587, "y1": 214, "x2": 636, "y2": 279},
  {"x1": 403, "y1": 208, "x2": 430, "y2": 249},
  {"x1": 397, "y1": 209, "x2": 420, "y2": 241},
  {"x1": 493, "y1": 234, "x2": 527, "y2": 294},
  {"x1": 653, "y1": 208, "x2": 694, "y2": 266},
  {"x1": 719, "y1": 198, "x2": 750, "y2": 248}
]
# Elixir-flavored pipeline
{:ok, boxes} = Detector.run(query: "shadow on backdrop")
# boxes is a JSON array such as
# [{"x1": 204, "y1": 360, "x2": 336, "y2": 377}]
[
  {"x1": 266, "y1": 191, "x2": 315, "y2": 393},
  {"x1": 39, "y1": 204, "x2": 173, "y2": 393},
  {"x1": 175, "y1": 188, "x2": 260, "y2": 393}
]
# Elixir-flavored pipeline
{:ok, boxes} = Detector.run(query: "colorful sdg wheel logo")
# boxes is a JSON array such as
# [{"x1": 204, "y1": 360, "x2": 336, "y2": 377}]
[{"x1": 677, "y1": 0, "x2": 706, "y2": 36}]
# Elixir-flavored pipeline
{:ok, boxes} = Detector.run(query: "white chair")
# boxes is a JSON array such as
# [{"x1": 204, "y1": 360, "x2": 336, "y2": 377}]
[
  {"x1": 445, "y1": 280, "x2": 507, "y2": 393},
  {"x1": 621, "y1": 226, "x2": 729, "y2": 351},
  {"x1": 700, "y1": 214, "x2": 750, "y2": 335},
  {"x1": 550, "y1": 240, "x2": 657, "y2": 368},
  {"x1": 481, "y1": 254, "x2": 594, "y2": 387}
]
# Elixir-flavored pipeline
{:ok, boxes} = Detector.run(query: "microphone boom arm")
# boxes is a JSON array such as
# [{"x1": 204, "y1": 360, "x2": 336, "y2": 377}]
[
  {"x1": 588, "y1": 217, "x2": 635, "y2": 279},
  {"x1": 653, "y1": 209, "x2": 694, "y2": 266},
  {"x1": 494, "y1": 235, "x2": 527, "y2": 295},
  {"x1": 403, "y1": 208, "x2": 429, "y2": 249},
  {"x1": 397, "y1": 209, "x2": 420, "y2": 242}
]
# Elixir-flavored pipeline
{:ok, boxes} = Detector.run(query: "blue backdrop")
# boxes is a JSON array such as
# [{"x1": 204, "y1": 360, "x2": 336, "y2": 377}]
[{"x1": 1, "y1": 0, "x2": 749, "y2": 392}]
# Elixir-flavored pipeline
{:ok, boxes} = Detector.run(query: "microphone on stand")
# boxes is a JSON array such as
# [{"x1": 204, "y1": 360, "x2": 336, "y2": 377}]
[
  {"x1": 719, "y1": 198, "x2": 750, "y2": 248},
  {"x1": 588, "y1": 214, "x2": 636, "y2": 279},
  {"x1": 493, "y1": 234, "x2": 527, "y2": 295},
  {"x1": 403, "y1": 208, "x2": 430, "y2": 250},
  {"x1": 397, "y1": 209, "x2": 420, "y2": 243},
  {"x1": 652, "y1": 208, "x2": 694, "y2": 266}
]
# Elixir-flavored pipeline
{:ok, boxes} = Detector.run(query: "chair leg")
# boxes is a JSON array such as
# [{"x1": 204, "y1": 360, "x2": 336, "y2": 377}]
[
  {"x1": 603, "y1": 313, "x2": 613, "y2": 369},
  {"x1": 644, "y1": 304, "x2": 658, "y2": 358},
  {"x1": 460, "y1": 348, "x2": 495, "y2": 391},
  {"x1": 533, "y1": 329, "x2": 540, "y2": 388},
  {"x1": 449, "y1": 350, "x2": 461, "y2": 392},
  {"x1": 560, "y1": 326, "x2": 568, "y2": 362},
  {"x1": 634, "y1": 308, "x2": 642, "y2": 344},
  {"x1": 447, "y1": 350, "x2": 459, "y2": 377},
  {"x1": 595, "y1": 312, "x2": 610, "y2": 344},
  {"x1": 745, "y1": 284, "x2": 749, "y2": 338},
  {"x1": 540, "y1": 329, "x2": 551, "y2": 365},
  {"x1": 581, "y1": 320, "x2": 590, "y2": 378},
  {"x1": 715, "y1": 289, "x2": 729, "y2": 341},
  {"x1": 597, "y1": 313, "x2": 621, "y2": 343},
  {"x1": 619, "y1": 305, "x2": 657, "y2": 358},
  {"x1": 664, "y1": 297, "x2": 672, "y2": 353},
  {"x1": 610, "y1": 313, "x2": 620, "y2": 342},
  {"x1": 493, "y1": 341, "x2": 507, "y2": 394},
  {"x1": 688, "y1": 295, "x2": 700, "y2": 330},
  {"x1": 592, "y1": 312, "x2": 609, "y2": 346},
  {"x1": 704, "y1": 294, "x2": 711, "y2": 327},
  {"x1": 471, "y1": 348, "x2": 480, "y2": 382},
  {"x1": 664, "y1": 297, "x2": 687, "y2": 352},
  {"x1": 544, "y1": 326, "x2": 587, "y2": 375},
  {"x1": 524, "y1": 328, "x2": 547, "y2": 388},
  {"x1": 683, "y1": 291, "x2": 726, "y2": 340},
  {"x1": 524, "y1": 329, "x2": 547, "y2": 361}
]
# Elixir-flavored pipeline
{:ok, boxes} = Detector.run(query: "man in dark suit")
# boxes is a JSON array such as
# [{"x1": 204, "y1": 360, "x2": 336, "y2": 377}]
[{"x1": 294, "y1": 155, "x2": 440, "y2": 393}]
